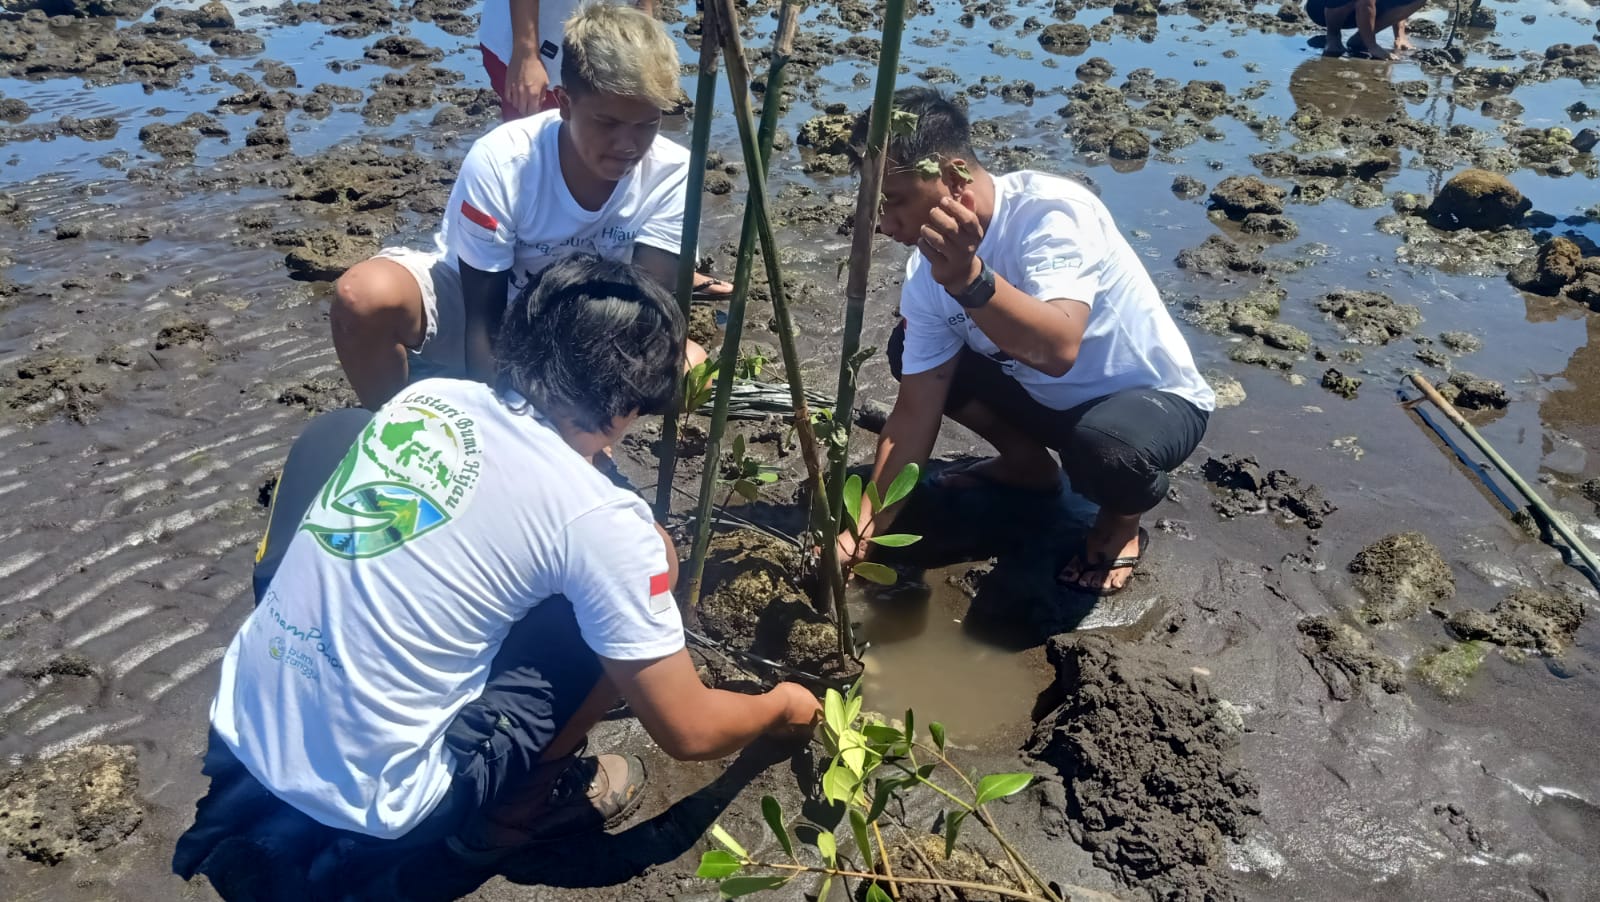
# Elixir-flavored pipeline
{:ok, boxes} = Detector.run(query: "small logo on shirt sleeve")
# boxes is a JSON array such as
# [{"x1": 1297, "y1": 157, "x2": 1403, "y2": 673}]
[{"x1": 648, "y1": 571, "x2": 672, "y2": 615}]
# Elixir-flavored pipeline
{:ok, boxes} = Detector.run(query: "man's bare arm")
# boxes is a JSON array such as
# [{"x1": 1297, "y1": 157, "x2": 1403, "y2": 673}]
[{"x1": 460, "y1": 261, "x2": 512, "y2": 384}]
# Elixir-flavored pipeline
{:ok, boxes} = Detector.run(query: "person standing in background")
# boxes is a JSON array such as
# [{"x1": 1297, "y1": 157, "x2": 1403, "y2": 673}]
[{"x1": 480, "y1": 0, "x2": 656, "y2": 121}]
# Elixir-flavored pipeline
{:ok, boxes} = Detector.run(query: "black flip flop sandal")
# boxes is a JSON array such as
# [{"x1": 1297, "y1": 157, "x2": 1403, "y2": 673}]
[
  {"x1": 691, "y1": 275, "x2": 734, "y2": 300},
  {"x1": 1058, "y1": 527, "x2": 1150, "y2": 597}
]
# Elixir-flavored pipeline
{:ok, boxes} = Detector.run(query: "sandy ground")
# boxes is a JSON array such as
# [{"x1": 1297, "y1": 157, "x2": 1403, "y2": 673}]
[{"x1": 2, "y1": 0, "x2": 1599, "y2": 900}]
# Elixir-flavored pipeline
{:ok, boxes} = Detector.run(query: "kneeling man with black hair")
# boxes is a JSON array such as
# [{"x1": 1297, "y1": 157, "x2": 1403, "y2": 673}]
[
  {"x1": 174, "y1": 255, "x2": 820, "y2": 894},
  {"x1": 835, "y1": 89, "x2": 1215, "y2": 596}
]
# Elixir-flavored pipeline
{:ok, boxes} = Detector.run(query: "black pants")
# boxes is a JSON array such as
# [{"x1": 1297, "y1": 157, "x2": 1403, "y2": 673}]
[
  {"x1": 175, "y1": 410, "x2": 602, "y2": 894},
  {"x1": 1306, "y1": 0, "x2": 1411, "y2": 27},
  {"x1": 888, "y1": 322, "x2": 1208, "y2": 516}
]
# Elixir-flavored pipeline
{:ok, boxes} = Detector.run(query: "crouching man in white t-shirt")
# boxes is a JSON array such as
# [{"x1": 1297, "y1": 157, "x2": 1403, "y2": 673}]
[
  {"x1": 331, "y1": 4, "x2": 706, "y2": 411},
  {"x1": 173, "y1": 255, "x2": 820, "y2": 895},
  {"x1": 835, "y1": 89, "x2": 1216, "y2": 597}
]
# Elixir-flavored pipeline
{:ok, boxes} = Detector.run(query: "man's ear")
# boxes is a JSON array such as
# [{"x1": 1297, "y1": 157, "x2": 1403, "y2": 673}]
[
  {"x1": 943, "y1": 158, "x2": 978, "y2": 210},
  {"x1": 554, "y1": 86, "x2": 573, "y2": 120}
]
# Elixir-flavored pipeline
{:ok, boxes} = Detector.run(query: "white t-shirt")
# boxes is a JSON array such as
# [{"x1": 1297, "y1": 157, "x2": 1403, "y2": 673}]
[
  {"x1": 436, "y1": 109, "x2": 690, "y2": 303},
  {"x1": 899, "y1": 171, "x2": 1215, "y2": 413},
  {"x1": 479, "y1": 0, "x2": 580, "y2": 77},
  {"x1": 210, "y1": 379, "x2": 684, "y2": 839}
]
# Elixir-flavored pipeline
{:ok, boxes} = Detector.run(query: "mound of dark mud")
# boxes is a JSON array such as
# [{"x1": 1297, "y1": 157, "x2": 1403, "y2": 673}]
[
  {"x1": 1174, "y1": 234, "x2": 1270, "y2": 277},
  {"x1": 1320, "y1": 367, "x2": 1361, "y2": 399},
  {"x1": 276, "y1": 377, "x2": 357, "y2": 413},
  {"x1": 1510, "y1": 237, "x2": 1600, "y2": 311},
  {"x1": 1446, "y1": 588, "x2": 1586, "y2": 655},
  {"x1": 1348, "y1": 532, "x2": 1455, "y2": 624},
  {"x1": 697, "y1": 530, "x2": 849, "y2": 680},
  {"x1": 0, "y1": 745, "x2": 142, "y2": 865},
  {"x1": 1315, "y1": 289, "x2": 1421, "y2": 344},
  {"x1": 1436, "y1": 372, "x2": 1508, "y2": 411},
  {"x1": 1203, "y1": 454, "x2": 1336, "y2": 528},
  {"x1": 1208, "y1": 175, "x2": 1285, "y2": 219},
  {"x1": 1028, "y1": 635, "x2": 1258, "y2": 900},
  {"x1": 0, "y1": 353, "x2": 108, "y2": 423},
  {"x1": 1296, "y1": 615, "x2": 1403, "y2": 700}
]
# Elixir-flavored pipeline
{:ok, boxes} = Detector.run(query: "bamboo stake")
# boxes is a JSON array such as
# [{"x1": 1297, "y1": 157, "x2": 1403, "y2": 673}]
[
  {"x1": 1407, "y1": 373, "x2": 1600, "y2": 585},
  {"x1": 819, "y1": 0, "x2": 912, "y2": 660},
  {"x1": 683, "y1": 0, "x2": 817, "y2": 608},
  {"x1": 654, "y1": 11, "x2": 723, "y2": 521}
]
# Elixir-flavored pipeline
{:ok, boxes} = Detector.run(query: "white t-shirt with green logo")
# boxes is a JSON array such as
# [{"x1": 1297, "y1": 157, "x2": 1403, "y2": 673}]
[{"x1": 210, "y1": 379, "x2": 684, "y2": 839}]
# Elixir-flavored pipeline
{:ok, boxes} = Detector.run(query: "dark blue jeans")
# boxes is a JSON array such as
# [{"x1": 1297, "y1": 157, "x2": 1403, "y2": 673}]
[{"x1": 888, "y1": 322, "x2": 1209, "y2": 515}]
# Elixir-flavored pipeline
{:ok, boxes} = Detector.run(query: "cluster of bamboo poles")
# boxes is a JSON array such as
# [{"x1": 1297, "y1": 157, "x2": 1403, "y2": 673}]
[{"x1": 651, "y1": 0, "x2": 911, "y2": 663}]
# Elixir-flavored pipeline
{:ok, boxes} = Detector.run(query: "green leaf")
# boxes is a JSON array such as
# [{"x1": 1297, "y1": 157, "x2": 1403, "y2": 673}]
[
  {"x1": 883, "y1": 462, "x2": 920, "y2": 508},
  {"x1": 848, "y1": 808, "x2": 873, "y2": 870},
  {"x1": 696, "y1": 850, "x2": 743, "y2": 879},
  {"x1": 975, "y1": 773, "x2": 1034, "y2": 806},
  {"x1": 842, "y1": 474, "x2": 863, "y2": 529},
  {"x1": 929, "y1": 721, "x2": 947, "y2": 752},
  {"x1": 889, "y1": 108, "x2": 920, "y2": 136},
  {"x1": 860, "y1": 723, "x2": 903, "y2": 748},
  {"x1": 823, "y1": 688, "x2": 846, "y2": 736},
  {"x1": 942, "y1": 809, "x2": 969, "y2": 858},
  {"x1": 866, "y1": 883, "x2": 894, "y2": 902},
  {"x1": 734, "y1": 479, "x2": 760, "y2": 501},
  {"x1": 760, "y1": 795, "x2": 794, "y2": 860},
  {"x1": 845, "y1": 692, "x2": 863, "y2": 728},
  {"x1": 732, "y1": 434, "x2": 745, "y2": 460},
  {"x1": 720, "y1": 875, "x2": 789, "y2": 898},
  {"x1": 865, "y1": 482, "x2": 883, "y2": 516},
  {"x1": 852, "y1": 561, "x2": 897, "y2": 585},
  {"x1": 755, "y1": 470, "x2": 779, "y2": 483},
  {"x1": 914, "y1": 157, "x2": 941, "y2": 180},
  {"x1": 822, "y1": 761, "x2": 857, "y2": 806},
  {"x1": 839, "y1": 729, "x2": 869, "y2": 777},
  {"x1": 817, "y1": 874, "x2": 833, "y2": 902},
  {"x1": 951, "y1": 160, "x2": 974, "y2": 185},
  {"x1": 709, "y1": 823, "x2": 749, "y2": 860},
  {"x1": 866, "y1": 777, "x2": 902, "y2": 823},
  {"x1": 816, "y1": 831, "x2": 837, "y2": 867},
  {"x1": 866, "y1": 533, "x2": 921, "y2": 548},
  {"x1": 904, "y1": 709, "x2": 915, "y2": 746}
]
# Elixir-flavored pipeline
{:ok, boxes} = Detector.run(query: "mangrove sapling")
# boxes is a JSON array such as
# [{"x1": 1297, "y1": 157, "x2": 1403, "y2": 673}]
[
  {"x1": 839, "y1": 464, "x2": 922, "y2": 586},
  {"x1": 723, "y1": 434, "x2": 780, "y2": 504},
  {"x1": 696, "y1": 684, "x2": 1065, "y2": 902}
]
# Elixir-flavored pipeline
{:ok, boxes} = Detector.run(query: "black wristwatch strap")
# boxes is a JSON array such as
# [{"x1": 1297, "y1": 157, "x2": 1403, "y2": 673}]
[{"x1": 952, "y1": 261, "x2": 996, "y2": 310}]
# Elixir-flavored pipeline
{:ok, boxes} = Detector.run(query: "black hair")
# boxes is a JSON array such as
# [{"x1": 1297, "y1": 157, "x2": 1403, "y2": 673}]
[
  {"x1": 847, "y1": 87, "x2": 978, "y2": 172},
  {"x1": 495, "y1": 254, "x2": 685, "y2": 433}
]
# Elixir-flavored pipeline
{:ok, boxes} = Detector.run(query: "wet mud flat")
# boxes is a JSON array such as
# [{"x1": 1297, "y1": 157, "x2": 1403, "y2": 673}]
[{"x1": 2, "y1": 0, "x2": 1600, "y2": 900}]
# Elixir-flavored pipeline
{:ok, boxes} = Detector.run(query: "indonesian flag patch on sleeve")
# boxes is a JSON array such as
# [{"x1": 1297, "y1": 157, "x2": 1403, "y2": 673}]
[
  {"x1": 648, "y1": 571, "x2": 672, "y2": 614},
  {"x1": 458, "y1": 200, "x2": 500, "y2": 241}
]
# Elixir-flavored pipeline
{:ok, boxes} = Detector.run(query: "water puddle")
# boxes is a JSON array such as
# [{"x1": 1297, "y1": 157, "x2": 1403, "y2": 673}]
[{"x1": 854, "y1": 569, "x2": 1052, "y2": 741}]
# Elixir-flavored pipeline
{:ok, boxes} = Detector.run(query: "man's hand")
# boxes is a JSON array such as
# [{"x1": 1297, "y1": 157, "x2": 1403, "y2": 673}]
[
  {"x1": 919, "y1": 192, "x2": 985, "y2": 293},
  {"x1": 836, "y1": 529, "x2": 867, "y2": 573},
  {"x1": 767, "y1": 682, "x2": 822, "y2": 739},
  {"x1": 505, "y1": 44, "x2": 550, "y2": 118}
]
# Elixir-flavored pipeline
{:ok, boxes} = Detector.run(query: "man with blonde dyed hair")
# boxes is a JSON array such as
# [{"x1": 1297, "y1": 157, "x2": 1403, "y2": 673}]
[{"x1": 331, "y1": 2, "x2": 704, "y2": 410}]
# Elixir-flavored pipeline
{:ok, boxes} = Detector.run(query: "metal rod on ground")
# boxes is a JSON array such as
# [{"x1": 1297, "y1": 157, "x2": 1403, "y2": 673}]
[
  {"x1": 820, "y1": 0, "x2": 912, "y2": 662},
  {"x1": 684, "y1": 0, "x2": 815, "y2": 608},
  {"x1": 1407, "y1": 372, "x2": 1600, "y2": 587},
  {"x1": 654, "y1": 13, "x2": 723, "y2": 521},
  {"x1": 1396, "y1": 387, "x2": 1519, "y2": 513}
]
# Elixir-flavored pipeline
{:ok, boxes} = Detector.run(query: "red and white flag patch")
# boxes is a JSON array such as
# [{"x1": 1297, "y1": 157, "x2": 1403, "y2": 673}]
[
  {"x1": 648, "y1": 571, "x2": 672, "y2": 614},
  {"x1": 458, "y1": 200, "x2": 500, "y2": 238}
]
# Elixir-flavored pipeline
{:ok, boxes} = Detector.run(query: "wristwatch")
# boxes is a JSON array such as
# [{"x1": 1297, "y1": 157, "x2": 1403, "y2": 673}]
[{"x1": 950, "y1": 260, "x2": 996, "y2": 310}]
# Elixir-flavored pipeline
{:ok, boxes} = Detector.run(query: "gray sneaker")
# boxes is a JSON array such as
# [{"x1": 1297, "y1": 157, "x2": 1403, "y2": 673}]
[{"x1": 446, "y1": 753, "x2": 648, "y2": 865}]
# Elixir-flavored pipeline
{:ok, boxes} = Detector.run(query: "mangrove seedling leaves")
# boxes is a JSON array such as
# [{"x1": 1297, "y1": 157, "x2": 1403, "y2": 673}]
[
  {"x1": 710, "y1": 823, "x2": 749, "y2": 860},
  {"x1": 890, "y1": 109, "x2": 919, "y2": 137},
  {"x1": 697, "y1": 850, "x2": 743, "y2": 879},
  {"x1": 951, "y1": 159, "x2": 974, "y2": 185},
  {"x1": 822, "y1": 761, "x2": 858, "y2": 806},
  {"x1": 929, "y1": 721, "x2": 947, "y2": 752},
  {"x1": 848, "y1": 808, "x2": 873, "y2": 870},
  {"x1": 734, "y1": 479, "x2": 761, "y2": 501},
  {"x1": 816, "y1": 831, "x2": 837, "y2": 867},
  {"x1": 824, "y1": 688, "x2": 847, "y2": 735},
  {"x1": 866, "y1": 533, "x2": 921, "y2": 548},
  {"x1": 817, "y1": 874, "x2": 834, "y2": 902},
  {"x1": 883, "y1": 461, "x2": 920, "y2": 508},
  {"x1": 865, "y1": 481, "x2": 883, "y2": 516},
  {"x1": 975, "y1": 772, "x2": 1034, "y2": 806},
  {"x1": 852, "y1": 561, "x2": 898, "y2": 585},
  {"x1": 866, "y1": 882, "x2": 895, "y2": 902},
  {"x1": 842, "y1": 474, "x2": 864, "y2": 530},
  {"x1": 760, "y1": 795, "x2": 794, "y2": 860},
  {"x1": 942, "y1": 809, "x2": 969, "y2": 859},
  {"x1": 720, "y1": 875, "x2": 790, "y2": 898},
  {"x1": 914, "y1": 156, "x2": 942, "y2": 180}
]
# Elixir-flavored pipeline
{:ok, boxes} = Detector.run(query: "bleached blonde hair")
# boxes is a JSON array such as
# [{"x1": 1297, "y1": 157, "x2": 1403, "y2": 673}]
[{"x1": 560, "y1": 3, "x2": 681, "y2": 111}]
